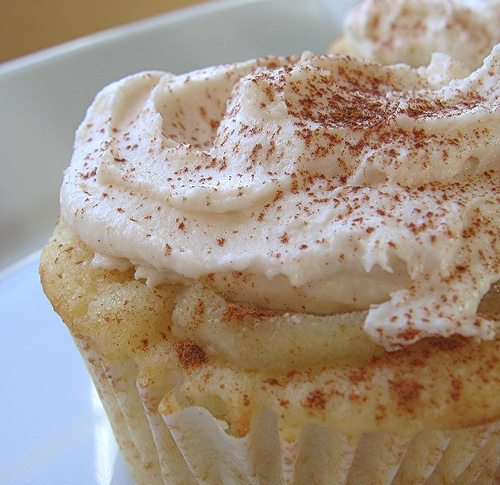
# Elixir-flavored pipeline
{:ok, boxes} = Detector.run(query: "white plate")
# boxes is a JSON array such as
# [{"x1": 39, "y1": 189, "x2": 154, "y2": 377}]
[{"x1": 0, "y1": 1, "x2": 353, "y2": 483}]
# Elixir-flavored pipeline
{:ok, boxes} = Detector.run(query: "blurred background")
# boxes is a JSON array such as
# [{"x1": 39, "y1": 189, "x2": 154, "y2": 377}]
[{"x1": 0, "y1": 0, "x2": 209, "y2": 63}]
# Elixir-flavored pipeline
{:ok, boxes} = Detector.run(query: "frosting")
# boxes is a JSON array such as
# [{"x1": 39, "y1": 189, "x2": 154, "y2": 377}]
[
  {"x1": 337, "y1": 0, "x2": 500, "y2": 70},
  {"x1": 61, "y1": 48, "x2": 500, "y2": 350}
]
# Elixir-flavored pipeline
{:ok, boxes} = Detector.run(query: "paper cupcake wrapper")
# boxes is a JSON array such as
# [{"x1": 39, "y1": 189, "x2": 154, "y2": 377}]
[
  {"x1": 73, "y1": 333, "x2": 500, "y2": 485},
  {"x1": 163, "y1": 409, "x2": 500, "y2": 485}
]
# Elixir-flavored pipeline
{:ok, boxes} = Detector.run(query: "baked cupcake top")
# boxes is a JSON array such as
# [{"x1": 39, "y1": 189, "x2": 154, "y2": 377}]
[{"x1": 61, "y1": 46, "x2": 500, "y2": 350}]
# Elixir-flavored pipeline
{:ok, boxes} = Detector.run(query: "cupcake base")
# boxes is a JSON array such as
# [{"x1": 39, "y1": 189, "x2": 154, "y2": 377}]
[
  {"x1": 71, "y1": 331, "x2": 500, "y2": 484},
  {"x1": 40, "y1": 220, "x2": 500, "y2": 484}
]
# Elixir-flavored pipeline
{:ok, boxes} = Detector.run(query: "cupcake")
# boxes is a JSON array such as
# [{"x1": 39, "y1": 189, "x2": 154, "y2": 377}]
[
  {"x1": 327, "y1": 0, "x2": 500, "y2": 70},
  {"x1": 40, "y1": 7, "x2": 500, "y2": 485}
]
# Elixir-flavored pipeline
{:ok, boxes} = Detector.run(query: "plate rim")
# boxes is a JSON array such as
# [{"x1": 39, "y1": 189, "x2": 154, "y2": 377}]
[{"x1": 0, "y1": 0, "x2": 264, "y2": 76}]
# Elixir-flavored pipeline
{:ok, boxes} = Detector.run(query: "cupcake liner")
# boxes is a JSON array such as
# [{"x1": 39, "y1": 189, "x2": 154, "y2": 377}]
[
  {"x1": 162, "y1": 405, "x2": 500, "y2": 485},
  {"x1": 137, "y1": 359, "x2": 198, "y2": 484},
  {"x1": 290, "y1": 425, "x2": 357, "y2": 484},
  {"x1": 69, "y1": 329, "x2": 500, "y2": 485},
  {"x1": 72, "y1": 334, "x2": 165, "y2": 484}
]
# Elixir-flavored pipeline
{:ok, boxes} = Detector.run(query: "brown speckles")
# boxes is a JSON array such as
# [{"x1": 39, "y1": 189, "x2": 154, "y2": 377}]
[
  {"x1": 303, "y1": 389, "x2": 326, "y2": 411},
  {"x1": 279, "y1": 232, "x2": 289, "y2": 244},
  {"x1": 138, "y1": 338, "x2": 149, "y2": 351},
  {"x1": 347, "y1": 368, "x2": 368, "y2": 384},
  {"x1": 375, "y1": 404, "x2": 388, "y2": 421},
  {"x1": 264, "y1": 378, "x2": 280, "y2": 386},
  {"x1": 387, "y1": 377, "x2": 425, "y2": 416},
  {"x1": 450, "y1": 378, "x2": 463, "y2": 401},
  {"x1": 173, "y1": 339, "x2": 207, "y2": 368},
  {"x1": 222, "y1": 303, "x2": 280, "y2": 323},
  {"x1": 79, "y1": 167, "x2": 97, "y2": 180}
]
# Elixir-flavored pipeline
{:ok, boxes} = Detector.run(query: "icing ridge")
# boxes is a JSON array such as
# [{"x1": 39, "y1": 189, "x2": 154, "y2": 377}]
[{"x1": 61, "y1": 49, "x2": 500, "y2": 349}]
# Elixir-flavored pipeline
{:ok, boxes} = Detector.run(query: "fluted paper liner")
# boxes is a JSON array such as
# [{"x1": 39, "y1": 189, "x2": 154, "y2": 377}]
[{"x1": 72, "y1": 331, "x2": 500, "y2": 485}]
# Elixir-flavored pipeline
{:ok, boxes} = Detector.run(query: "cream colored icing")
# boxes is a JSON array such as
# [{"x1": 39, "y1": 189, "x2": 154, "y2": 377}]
[
  {"x1": 61, "y1": 48, "x2": 500, "y2": 350},
  {"x1": 338, "y1": 0, "x2": 500, "y2": 70}
]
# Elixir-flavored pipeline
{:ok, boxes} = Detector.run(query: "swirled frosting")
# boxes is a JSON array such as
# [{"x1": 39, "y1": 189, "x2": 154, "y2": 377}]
[
  {"x1": 335, "y1": 0, "x2": 500, "y2": 70},
  {"x1": 61, "y1": 48, "x2": 500, "y2": 350}
]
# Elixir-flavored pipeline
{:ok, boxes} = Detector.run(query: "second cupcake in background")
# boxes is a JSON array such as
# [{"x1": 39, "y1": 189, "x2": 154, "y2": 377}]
[{"x1": 328, "y1": 0, "x2": 500, "y2": 69}]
